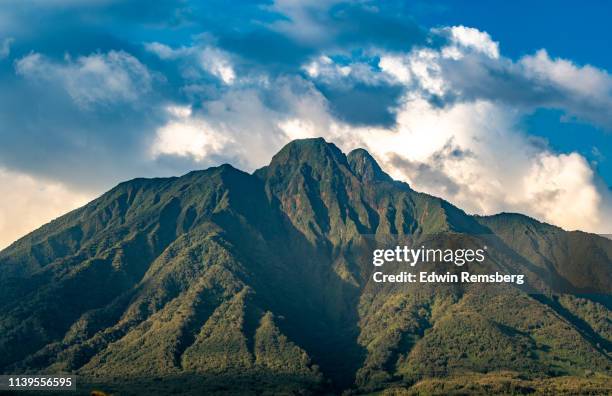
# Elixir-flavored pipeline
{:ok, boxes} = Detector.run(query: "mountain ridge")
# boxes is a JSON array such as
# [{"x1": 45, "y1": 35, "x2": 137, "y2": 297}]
[{"x1": 3, "y1": 137, "x2": 598, "y2": 256}]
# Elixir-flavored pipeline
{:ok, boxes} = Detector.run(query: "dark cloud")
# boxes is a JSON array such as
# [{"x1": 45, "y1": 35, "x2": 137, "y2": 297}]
[
  {"x1": 218, "y1": 30, "x2": 316, "y2": 72},
  {"x1": 0, "y1": 70, "x2": 172, "y2": 189},
  {"x1": 318, "y1": 82, "x2": 402, "y2": 127},
  {"x1": 330, "y1": 2, "x2": 428, "y2": 50}
]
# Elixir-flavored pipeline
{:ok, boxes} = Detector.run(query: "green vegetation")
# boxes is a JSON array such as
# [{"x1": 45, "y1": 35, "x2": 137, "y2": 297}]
[{"x1": 381, "y1": 371, "x2": 612, "y2": 395}]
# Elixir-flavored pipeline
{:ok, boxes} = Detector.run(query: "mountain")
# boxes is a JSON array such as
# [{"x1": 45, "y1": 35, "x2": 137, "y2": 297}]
[{"x1": 0, "y1": 138, "x2": 610, "y2": 395}]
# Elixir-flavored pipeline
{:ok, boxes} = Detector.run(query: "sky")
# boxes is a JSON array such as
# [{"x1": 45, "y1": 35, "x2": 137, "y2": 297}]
[{"x1": 0, "y1": 0, "x2": 611, "y2": 249}]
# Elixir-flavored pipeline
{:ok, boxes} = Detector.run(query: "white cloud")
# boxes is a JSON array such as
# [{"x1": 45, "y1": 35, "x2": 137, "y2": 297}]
[
  {"x1": 378, "y1": 55, "x2": 411, "y2": 84},
  {"x1": 151, "y1": 77, "x2": 335, "y2": 171},
  {"x1": 378, "y1": 49, "x2": 447, "y2": 96},
  {"x1": 145, "y1": 42, "x2": 236, "y2": 85},
  {"x1": 15, "y1": 50, "x2": 152, "y2": 107},
  {"x1": 198, "y1": 47, "x2": 236, "y2": 85},
  {"x1": 303, "y1": 55, "x2": 350, "y2": 79},
  {"x1": 441, "y1": 25, "x2": 500, "y2": 59},
  {"x1": 0, "y1": 37, "x2": 13, "y2": 59},
  {"x1": 302, "y1": 54, "x2": 394, "y2": 89},
  {"x1": 151, "y1": 106, "x2": 232, "y2": 162},
  {"x1": 520, "y1": 49, "x2": 612, "y2": 103},
  {"x1": 523, "y1": 152, "x2": 603, "y2": 232},
  {"x1": 144, "y1": 42, "x2": 177, "y2": 60},
  {"x1": 0, "y1": 167, "x2": 93, "y2": 250},
  {"x1": 317, "y1": 25, "x2": 612, "y2": 129},
  {"x1": 438, "y1": 39, "x2": 612, "y2": 129}
]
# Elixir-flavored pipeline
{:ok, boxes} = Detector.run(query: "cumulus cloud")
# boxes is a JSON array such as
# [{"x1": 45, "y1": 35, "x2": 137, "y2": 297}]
[
  {"x1": 0, "y1": 167, "x2": 93, "y2": 250},
  {"x1": 379, "y1": 51, "x2": 435, "y2": 95},
  {"x1": 518, "y1": 49, "x2": 612, "y2": 126},
  {"x1": 15, "y1": 50, "x2": 152, "y2": 107},
  {"x1": 151, "y1": 106, "x2": 233, "y2": 162},
  {"x1": 367, "y1": 26, "x2": 612, "y2": 131},
  {"x1": 523, "y1": 152, "x2": 604, "y2": 232},
  {"x1": 520, "y1": 49, "x2": 611, "y2": 98},
  {"x1": 440, "y1": 25, "x2": 500, "y2": 59},
  {"x1": 151, "y1": 75, "x2": 337, "y2": 170}
]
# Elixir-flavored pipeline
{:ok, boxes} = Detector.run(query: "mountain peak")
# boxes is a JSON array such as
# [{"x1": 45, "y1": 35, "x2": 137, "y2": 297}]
[
  {"x1": 254, "y1": 137, "x2": 349, "y2": 180},
  {"x1": 347, "y1": 148, "x2": 392, "y2": 183},
  {"x1": 273, "y1": 137, "x2": 345, "y2": 163}
]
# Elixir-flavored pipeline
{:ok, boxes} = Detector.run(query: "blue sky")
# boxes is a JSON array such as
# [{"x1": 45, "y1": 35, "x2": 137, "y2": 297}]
[{"x1": 0, "y1": 0, "x2": 611, "y2": 248}]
